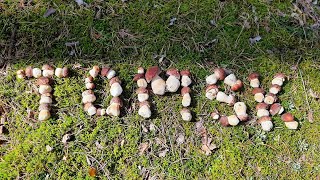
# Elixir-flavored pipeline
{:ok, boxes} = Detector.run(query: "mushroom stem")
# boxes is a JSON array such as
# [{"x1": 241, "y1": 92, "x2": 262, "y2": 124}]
[
  {"x1": 216, "y1": 92, "x2": 236, "y2": 106},
  {"x1": 151, "y1": 75, "x2": 166, "y2": 95}
]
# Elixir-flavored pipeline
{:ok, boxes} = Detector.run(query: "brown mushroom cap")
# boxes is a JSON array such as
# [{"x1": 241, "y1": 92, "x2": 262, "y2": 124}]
[
  {"x1": 252, "y1": 88, "x2": 265, "y2": 95},
  {"x1": 214, "y1": 68, "x2": 226, "y2": 80},
  {"x1": 248, "y1": 72, "x2": 260, "y2": 81},
  {"x1": 37, "y1": 77, "x2": 51, "y2": 85},
  {"x1": 257, "y1": 116, "x2": 272, "y2": 123},
  {"x1": 145, "y1": 66, "x2": 161, "y2": 83},
  {"x1": 206, "y1": 84, "x2": 219, "y2": 92},
  {"x1": 181, "y1": 86, "x2": 191, "y2": 96},
  {"x1": 110, "y1": 97, "x2": 123, "y2": 107},
  {"x1": 166, "y1": 68, "x2": 180, "y2": 79},
  {"x1": 231, "y1": 80, "x2": 243, "y2": 91},
  {"x1": 180, "y1": 70, "x2": 191, "y2": 76},
  {"x1": 109, "y1": 77, "x2": 121, "y2": 86},
  {"x1": 92, "y1": 65, "x2": 100, "y2": 72},
  {"x1": 25, "y1": 66, "x2": 33, "y2": 78},
  {"x1": 270, "y1": 84, "x2": 282, "y2": 91},
  {"x1": 281, "y1": 113, "x2": 294, "y2": 122},
  {"x1": 62, "y1": 67, "x2": 69, "y2": 77},
  {"x1": 136, "y1": 87, "x2": 148, "y2": 94},
  {"x1": 274, "y1": 73, "x2": 286, "y2": 79},
  {"x1": 219, "y1": 116, "x2": 230, "y2": 127},
  {"x1": 139, "y1": 101, "x2": 150, "y2": 108},
  {"x1": 101, "y1": 67, "x2": 110, "y2": 77},
  {"x1": 86, "y1": 76, "x2": 94, "y2": 83},
  {"x1": 256, "y1": 102, "x2": 269, "y2": 110},
  {"x1": 42, "y1": 64, "x2": 54, "y2": 70},
  {"x1": 270, "y1": 103, "x2": 283, "y2": 116},
  {"x1": 133, "y1": 73, "x2": 145, "y2": 81}
]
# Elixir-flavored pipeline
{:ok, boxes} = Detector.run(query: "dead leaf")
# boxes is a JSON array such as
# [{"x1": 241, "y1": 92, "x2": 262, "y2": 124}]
[
  {"x1": 149, "y1": 123, "x2": 156, "y2": 132},
  {"x1": 62, "y1": 133, "x2": 71, "y2": 145},
  {"x1": 201, "y1": 138, "x2": 217, "y2": 155},
  {"x1": 138, "y1": 142, "x2": 149, "y2": 155},
  {"x1": 72, "y1": 63, "x2": 82, "y2": 69},
  {"x1": 88, "y1": 167, "x2": 97, "y2": 177},
  {"x1": 308, "y1": 111, "x2": 314, "y2": 123},
  {"x1": 142, "y1": 124, "x2": 148, "y2": 133},
  {"x1": 43, "y1": 8, "x2": 56, "y2": 17},
  {"x1": 75, "y1": 0, "x2": 88, "y2": 6},
  {"x1": 309, "y1": 89, "x2": 319, "y2": 99},
  {"x1": 158, "y1": 149, "x2": 169, "y2": 157},
  {"x1": 95, "y1": 141, "x2": 103, "y2": 149},
  {"x1": 249, "y1": 36, "x2": 262, "y2": 44},
  {"x1": 46, "y1": 145, "x2": 53, "y2": 152},
  {"x1": 176, "y1": 134, "x2": 185, "y2": 145}
]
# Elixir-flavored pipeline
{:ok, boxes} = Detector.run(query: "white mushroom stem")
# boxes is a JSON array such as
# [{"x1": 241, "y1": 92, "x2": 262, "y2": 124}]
[
  {"x1": 43, "y1": 69, "x2": 54, "y2": 77},
  {"x1": 180, "y1": 108, "x2": 192, "y2": 121},
  {"x1": 254, "y1": 93, "x2": 265, "y2": 102},
  {"x1": 216, "y1": 92, "x2": 235, "y2": 105},
  {"x1": 182, "y1": 93, "x2": 191, "y2": 107},
  {"x1": 257, "y1": 109, "x2": 270, "y2": 118},
  {"x1": 138, "y1": 105, "x2": 151, "y2": 118},
  {"x1": 151, "y1": 75, "x2": 166, "y2": 95},
  {"x1": 107, "y1": 69, "x2": 116, "y2": 79},
  {"x1": 206, "y1": 74, "x2": 218, "y2": 85},
  {"x1": 40, "y1": 96, "x2": 52, "y2": 104},
  {"x1": 227, "y1": 115, "x2": 240, "y2": 126},
  {"x1": 39, "y1": 85, "x2": 52, "y2": 94},
  {"x1": 250, "y1": 79, "x2": 260, "y2": 88},
  {"x1": 87, "y1": 106, "x2": 97, "y2": 116},
  {"x1": 89, "y1": 68, "x2": 99, "y2": 78},
  {"x1": 82, "y1": 94, "x2": 96, "y2": 104},
  {"x1": 224, "y1": 74, "x2": 237, "y2": 87},
  {"x1": 107, "y1": 103, "x2": 120, "y2": 116},
  {"x1": 181, "y1": 75, "x2": 192, "y2": 87},
  {"x1": 166, "y1": 75, "x2": 180, "y2": 92},
  {"x1": 32, "y1": 68, "x2": 42, "y2": 78},
  {"x1": 137, "y1": 79, "x2": 148, "y2": 88},
  {"x1": 110, "y1": 82, "x2": 123, "y2": 97},
  {"x1": 138, "y1": 93, "x2": 149, "y2": 102},
  {"x1": 272, "y1": 78, "x2": 284, "y2": 86},
  {"x1": 261, "y1": 120, "x2": 273, "y2": 131},
  {"x1": 234, "y1": 102, "x2": 248, "y2": 121},
  {"x1": 38, "y1": 110, "x2": 51, "y2": 121},
  {"x1": 284, "y1": 121, "x2": 298, "y2": 130},
  {"x1": 55, "y1": 68, "x2": 63, "y2": 78}
]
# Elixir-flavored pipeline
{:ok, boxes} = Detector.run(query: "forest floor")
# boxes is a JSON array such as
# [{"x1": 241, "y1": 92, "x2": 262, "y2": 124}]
[{"x1": 0, "y1": 0, "x2": 320, "y2": 179}]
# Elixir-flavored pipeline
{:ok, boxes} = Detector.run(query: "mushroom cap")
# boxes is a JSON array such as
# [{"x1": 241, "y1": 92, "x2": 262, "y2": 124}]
[
  {"x1": 42, "y1": 64, "x2": 54, "y2": 70},
  {"x1": 166, "y1": 68, "x2": 180, "y2": 79},
  {"x1": 231, "y1": 80, "x2": 243, "y2": 91},
  {"x1": 101, "y1": 67, "x2": 110, "y2": 77},
  {"x1": 110, "y1": 97, "x2": 123, "y2": 107},
  {"x1": 211, "y1": 112, "x2": 220, "y2": 119},
  {"x1": 252, "y1": 88, "x2": 265, "y2": 95},
  {"x1": 139, "y1": 101, "x2": 150, "y2": 108},
  {"x1": 136, "y1": 87, "x2": 148, "y2": 94},
  {"x1": 270, "y1": 103, "x2": 283, "y2": 116},
  {"x1": 281, "y1": 113, "x2": 294, "y2": 122},
  {"x1": 86, "y1": 76, "x2": 94, "y2": 83},
  {"x1": 214, "y1": 68, "x2": 226, "y2": 80},
  {"x1": 37, "y1": 77, "x2": 51, "y2": 85},
  {"x1": 180, "y1": 70, "x2": 191, "y2": 76},
  {"x1": 92, "y1": 65, "x2": 100, "y2": 72},
  {"x1": 257, "y1": 116, "x2": 272, "y2": 123},
  {"x1": 109, "y1": 77, "x2": 121, "y2": 86},
  {"x1": 62, "y1": 67, "x2": 69, "y2": 77},
  {"x1": 206, "y1": 84, "x2": 219, "y2": 92},
  {"x1": 25, "y1": 66, "x2": 33, "y2": 77},
  {"x1": 137, "y1": 67, "x2": 144, "y2": 74},
  {"x1": 145, "y1": 66, "x2": 161, "y2": 83},
  {"x1": 219, "y1": 116, "x2": 229, "y2": 127},
  {"x1": 181, "y1": 86, "x2": 191, "y2": 96},
  {"x1": 270, "y1": 84, "x2": 282, "y2": 91},
  {"x1": 248, "y1": 72, "x2": 260, "y2": 80},
  {"x1": 256, "y1": 102, "x2": 269, "y2": 110},
  {"x1": 133, "y1": 73, "x2": 145, "y2": 81},
  {"x1": 84, "y1": 103, "x2": 94, "y2": 111},
  {"x1": 274, "y1": 73, "x2": 286, "y2": 79}
]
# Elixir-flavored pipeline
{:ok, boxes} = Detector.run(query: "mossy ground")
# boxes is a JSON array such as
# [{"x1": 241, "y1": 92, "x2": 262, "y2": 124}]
[{"x1": 0, "y1": 0, "x2": 320, "y2": 179}]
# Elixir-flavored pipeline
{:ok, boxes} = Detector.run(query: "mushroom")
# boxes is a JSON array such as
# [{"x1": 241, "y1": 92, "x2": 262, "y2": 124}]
[
  {"x1": 145, "y1": 66, "x2": 166, "y2": 95},
  {"x1": 137, "y1": 67, "x2": 144, "y2": 74},
  {"x1": 258, "y1": 116, "x2": 273, "y2": 131},
  {"x1": 181, "y1": 86, "x2": 191, "y2": 107},
  {"x1": 227, "y1": 115, "x2": 240, "y2": 126},
  {"x1": 281, "y1": 113, "x2": 298, "y2": 130},
  {"x1": 89, "y1": 66, "x2": 100, "y2": 78},
  {"x1": 166, "y1": 68, "x2": 180, "y2": 92},
  {"x1": 270, "y1": 103, "x2": 284, "y2": 116},
  {"x1": 82, "y1": 90, "x2": 94, "y2": 97},
  {"x1": 109, "y1": 77, "x2": 123, "y2": 97},
  {"x1": 106, "y1": 97, "x2": 122, "y2": 116},
  {"x1": 216, "y1": 92, "x2": 236, "y2": 106},
  {"x1": 219, "y1": 116, "x2": 229, "y2": 127},
  {"x1": 38, "y1": 103, "x2": 51, "y2": 111},
  {"x1": 136, "y1": 87, "x2": 149, "y2": 102},
  {"x1": 256, "y1": 103, "x2": 270, "y2": 118},
  {"x1": 84, "y1": 103, "x2": 97, "y2": 116},
  {"x1": 272, "y1": 73, "x2": 286, "y2": 86},
  {"x1": 138, "y1": 101, "x2": 151, "y2": 118},
  {"x1": 38, "y1": 110, "x2": 51, "y2": 121},
  {"x1": 25, "y1": 66, "x2": 33, "y2": 78},
  {"x1": 55, "y1": 68, "x2": 64, "y2": 78},
  {"x1": 180, "y1": 70, "x2": 192, "y2": 87},
  {"x1": 231, "y1": 80, "x2": 243, "y2": 91},
  {"x1": 100, "y1": 67, "x2": 110, "y2": 77},
  {"x1": 82, "y1": 93, "x2": 96, "y2": 104},
  {"x1": 205, "y1": 68, "x2": 226, "y2": 85},
  {"x1": 224, "y1": 74, "x2": 243, "y2": 91},
  {"x1": 85, "y1": 76, "x2": 94, "y2": 83},
  {"x1": 40, "y1": 96, "x2": 52, "y2": 104},
  {"x1": 269, "y1": 84, "x2": 282, "y2": 95},
  {"x1": 62, "y1": 67, "x2": 69, "y2": 77},
  {"x1": 180, "y1": 108, "x2": 192, "y2": 121},
  {"x1": 86, "y1": 83, "x2": 95, "y2": 90},
  {"x1": 211, "y1": 112, "x2": 220, "y2": 120},
  {"x1": 205, "y1": 85, "x2": 219, "y2": 100},
  {"x1": 32, "y1": 68, "x2": 42, "y2": 78},
  {"x1": 42, "y1": 64, "x2": 54, "y2": 77},
  {"x1": 38, "y1": 85, "x2": 52, "y2": 94},
  {"x1": 96, "y1": 108, "x2": 106, "y2": 116},
  {"x1": 248, "y1": 72, "x2": 260, "y2": 88},
  {"x1": 133, "y1": 74, "x2": 148, "y2": 88},
  {"x1": 264, "y1": 93, "x2": 277, "y2": 105},
  {"x1": 233, "y1": 102, "x2": 248, "y2": 121},
  {"x1": 252, "y1": 88, "x2": 265, "y2": 102},
  {"x1": 16, "y1": 69, "x2": 25, "y2": 79}
]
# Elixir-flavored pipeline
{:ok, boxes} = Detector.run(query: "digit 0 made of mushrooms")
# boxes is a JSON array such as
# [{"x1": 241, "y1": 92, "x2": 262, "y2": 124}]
[{"x1": 82, "y1": 66, "x2": 123, "y2": 117}]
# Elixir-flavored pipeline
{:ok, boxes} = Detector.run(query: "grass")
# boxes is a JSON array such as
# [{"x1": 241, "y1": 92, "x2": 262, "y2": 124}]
[{"x1": 0, "y1": 0, "x2": 320, "y2": 179}]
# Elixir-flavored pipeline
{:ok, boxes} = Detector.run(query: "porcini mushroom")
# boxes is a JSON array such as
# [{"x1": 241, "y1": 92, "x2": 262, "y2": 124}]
[
  {"x1": 216, "y1": 92, "x2": 236, "y2": 106},
  {"x1": 62, "y1": 67, "x2": 68, "y2": 77},
  {"x1": 264, "y1": 93, "x2": 277, "y2": 105},
  {"x1": 32, "y1": 68, "x2": 42, "y2": 78},
  {"x1": 166, "y1": 68, "x2": 180, "y2": 92},
  {"x1": 180, "y1": 70, "x2": 192, "y2": 87},
  {"x1": 181, "y1": 86, "x2": 191, "y2": 107},
  {"x1": 270, "y1": 103, "x2": 284, "y2": 116},
  {"x1": 55, "y1": 68, "x2": 64, "y2": 78},
  {"x1": 272, "y1": 73, "x2": 286, "y2": 86},
  {"x1": 42, "y1": 64, "x2": 54, "y2": 77},
  {"x1": 25, "y1": 66, "x2": 33, "y2": 78},
  {"x1": 211, "y1": 112, "x2": 220, "y2": 120},
  {"x1": 109, "y1": 77, "x2": 123, "y2": 97},
  {"x1": 256, "y1": 103, "x2": 270, "y2": 118},
  {"x1": 234, "y1": 102, "x2": 248, "y2": 121},
  {"x1": 205, "y1": 68, "x2": 226, "y2": 85},
  {"x1": 106, "y1": 97, "x2": 122, "y2": 116},
  {"x1": 133, "y1": 74, "x2": 148, "y2": 88},
  {"x1": 84, "y1": 103, "x2": 97, "y2": 116},
  {"x1": 37, "y1": 77, "x2": 51, "y2": 85},
  {"x1": 252, "y1": 88, "x2": 265, "y2": 102},
  {"x1": 96, "y1": 108, "x2": 106, "y2": 116},
  {"x1": 82, "y1": 93, "x2": 96, "y2": 104},
  {"x1": 136, "y1": 87, "x2": 149, "y2": 102},
  {"x1": 227, "y1": 115, "x2": 240, "y2": 126},
  {"x1": 145, "y1": 66, "x2": 166, "y2": 95},
  {"x1": 205, "y1": 85, "x2": 219, "y2": 100},
  {"x1": 38, "y1": 103, "x2": 51, "y2": 111},
  {"x1": 17, "y1": 69, "x2": 25, "y2": 79},
  {"x1": 269, "y1": 84, "x2": 282, "y2": 95},
  {"x1": 219, "y1": 116, "x2": 229, "y2": 127},
  {"x1": 180, "y1": 108, "x2": 192, "y2": 121},
  {"x1": 40, "y1": 96, "x2": 52, "y2": 104},
  {"x1": 138, "y1": 101, "x2": 151, "y2": 118},
  {"x1": 281, "y1": 113, "x2": 298, "y2": 130},
  {"x1": 224, "y1": 74, "x2": 243, "y2": 91},
  {"x1": 258, "y1": 116, "x2": 273, "y2": 131},
  {"x1": 89, "y1": 66, "x2": 100, "y2": 78},
  {"x1": 248, "y1": 72, "x2": 260, "y2": 88},
  {"x1": 38, "y1": 85, "x2": 52, "y2": 94},
  {"x1": 100, "y1": 67, "x2": 110, "y2": 77},
  {"x1": 137, "y1": 67, "x2": 144, "y2": 74},
  {"x1": 38, "y1": 110, "x2": 51, "y2": 121}
]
